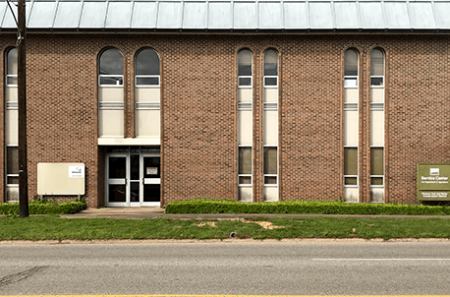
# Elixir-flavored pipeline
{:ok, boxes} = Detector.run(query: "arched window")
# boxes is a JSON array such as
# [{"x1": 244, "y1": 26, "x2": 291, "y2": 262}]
[
  {"x1": 263, "y1": 49, "x2": 278, "y2": 87},
  {"x1": 135, "y1": 49, "x2": 160, "y2": 87},
  {"x1": 370, "y1": 49, "x2": 385, "y2": 202},
  {"x1": 98, "y1": 48, "x2": 124, "y2": 138},
  {"x1": 263, "y1": 49, "x2": 279, "y2": 201},
  {"x1": 344, "y1": 49, "x2": 358, "y2": 87},
  {"x1": 98, "y1": 48, "x2": 123, "y2": 86},
  {"x1": 6, "y1": 48, "x2": 17, "y2": 86},
  {"x1": 134, "y1": 48, "x2": 161, "y2": 138},
  {"x1": 237, "y1": 49, "x2": 253, "y2": 201},
  {"x1": 370, "y1": 49, "x2": 384, "y2": 86},
  {"x1": 343, "y1": 49, "x2": 359, "y2": 202},
  {"x1": 4, "y1": 48, "x2": 19, "y2": 202},
  {"x1": 238, "y1": 49, "x2": 252, "y2": 87}
]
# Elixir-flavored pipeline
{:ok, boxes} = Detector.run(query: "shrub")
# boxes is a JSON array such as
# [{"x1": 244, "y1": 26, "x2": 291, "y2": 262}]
[
  {"x1": 165, "y1": 199, "x2": 450, "y2": 215},
  {"x1": 0, "y1": 199, "x2": 86, "y2": 215}
]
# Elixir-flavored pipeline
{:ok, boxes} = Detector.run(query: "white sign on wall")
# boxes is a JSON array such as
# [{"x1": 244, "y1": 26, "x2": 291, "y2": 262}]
[
  {"x1": 38, "y1": 163, "x2": 85, "y2": 195},
  {"x1": 69, "y1": 166, "x2": 85, "y2": 178}
]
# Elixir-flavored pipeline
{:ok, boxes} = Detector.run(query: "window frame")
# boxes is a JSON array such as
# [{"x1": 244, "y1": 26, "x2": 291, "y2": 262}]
[
  {"x1": 263, "y1": 76, "x2": 278, "y2": 88},
  {"x1": 237, "y1": 49, "x2": 253, "y2": 89},
  {"x1": 344, "y1": 146, "x2": 358, "y2": 188},
  {"x1": 344, "y1": 49, "x2": 359, "y2": 89},
  {"x1": 135, "y1": 49, "x2": 161, "y2": 88},
  {"x1": 98, "y1": 75, "x2": 124, "y2": 87},
  {"x1": 135, "y1": 75, "x2": 160, "y2": 88},
  {"x1": 370, "y1": 49, "x2": 385, "y2": 189},
  {"x1": 98, "y1": 48, "x2": 124, "y2": 88},
  {"x1": 263, "y1": 50, "x2": 279, "y2": 89},
  {"x1": 344, "y1": 76, "x2": 358, "y2": 89},
  {"x1": 370, "y1": 146, "x2": 385, "y2": 187},
  {"x1": 238, "y1": 146, "x2": 252, "y2": 187},
  {"x1": 238, "y1": 76, "x2": 253, "y2": 88},
  {"x1": 5, "y1": 48, "x2": 17, "y2": 87},
  {"x1": 263, "y1": 146, "x2": 278, "y2": 187},
  {"x1": 6, "y1": 74, "x2": 17, "y2": 87},
  {"x1": 370, "y1": 49, "x2": 385, "y2": 88},
  {"x1": 370, "y1": 76, "x2": 384, "y2": 88},
  {"x1": 5, "y1": 146, "x2": 19, "y2": 187}
]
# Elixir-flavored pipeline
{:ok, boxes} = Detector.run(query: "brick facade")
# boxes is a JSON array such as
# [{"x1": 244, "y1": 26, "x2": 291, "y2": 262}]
[{"x1": 1, "y1": 34, "x2": 449, "y2": 206}]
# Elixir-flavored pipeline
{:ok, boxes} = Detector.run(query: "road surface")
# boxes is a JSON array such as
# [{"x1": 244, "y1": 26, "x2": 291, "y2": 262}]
[{"x1": 1, "y1": 241, "x2": 450, "y2": 295}]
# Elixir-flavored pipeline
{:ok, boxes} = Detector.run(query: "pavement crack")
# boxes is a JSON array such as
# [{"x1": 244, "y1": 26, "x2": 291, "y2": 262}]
[{"x1": 0, "y1": 266, "x2": 46, "y2": 287}]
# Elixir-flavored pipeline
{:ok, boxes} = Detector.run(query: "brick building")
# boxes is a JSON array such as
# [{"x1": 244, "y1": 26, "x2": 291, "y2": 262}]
[{"x1": 1, "y1": 0, "x2": 449, "y2": 207}]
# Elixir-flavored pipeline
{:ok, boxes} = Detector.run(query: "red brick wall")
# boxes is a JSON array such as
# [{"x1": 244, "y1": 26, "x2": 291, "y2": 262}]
[{"x1": 0, "y1": 34, "x2": 448, "y2": 206}]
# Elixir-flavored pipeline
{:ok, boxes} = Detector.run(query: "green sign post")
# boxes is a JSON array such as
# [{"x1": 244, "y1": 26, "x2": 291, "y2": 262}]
[{"x1": 417, "y1": 163, "x2": 450, "y2": 201}]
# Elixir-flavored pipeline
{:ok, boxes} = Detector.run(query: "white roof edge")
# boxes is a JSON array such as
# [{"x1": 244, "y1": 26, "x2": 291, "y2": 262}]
[{"x1": 1, "y1": 0, "x2": 449, "y2": 31}]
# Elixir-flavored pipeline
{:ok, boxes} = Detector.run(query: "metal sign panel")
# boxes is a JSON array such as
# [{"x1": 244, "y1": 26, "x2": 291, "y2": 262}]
[
  {"x1": 417, "y1": 163, "x2": 450, "y2": 201},
  {"x1": 38, "y1": 163, "x2": 85, "y2": 196}
]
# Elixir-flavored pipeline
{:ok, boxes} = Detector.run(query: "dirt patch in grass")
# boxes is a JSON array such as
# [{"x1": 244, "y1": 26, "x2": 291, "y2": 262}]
[
  {"x1": 195, "y1": 219, "x2": 284, "y2": 229},
  {"x1": 196, "y1": 222, "x2": 217, "y2": 227},
  {"x1": 241, "y1": 219, "x2": 285, "y2": 230}
]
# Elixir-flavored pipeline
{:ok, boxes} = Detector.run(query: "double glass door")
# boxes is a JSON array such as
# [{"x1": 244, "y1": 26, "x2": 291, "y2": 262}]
[{"x1": 107, "y1": 153, "x2": 160, "y2": 206}]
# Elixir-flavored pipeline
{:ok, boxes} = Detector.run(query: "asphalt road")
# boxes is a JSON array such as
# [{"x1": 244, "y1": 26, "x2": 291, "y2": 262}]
[{"x1": 1, "y1": 241, "x2": 450, "y2": 295}]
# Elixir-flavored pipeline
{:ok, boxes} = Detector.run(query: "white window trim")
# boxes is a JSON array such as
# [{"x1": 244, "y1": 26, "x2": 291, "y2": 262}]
[
  {"x1": 238, "y1": 146, "x2": 252, "y2": 187},
  {"x1": 6, "y1": 174, "x2": 19, "y2": 187},
  {"x1": 238, "y1": 174, "x2": 253, "y2": 187},
  {"x1": 5, "y1": 146, "x2": 18, "y2": 186},
  {"x1": 238, "y1": 76, "x2": 252, "y2": 88},
  {"x1": 135, "y1": 75, "x2": 160, "y2": 88},
  {"x1": 370, "y1": 145, "x2": 385, "y2": 188},
  {"x1": 344, "y1": 175, "x2": 359, "y2": 187},
  {"x1": 263, "y1": 76, "x2": 278, "y2": 88},
  {"x1": 6, "y1": 74, "x2": 17, "y2": 87},
  {"x1": 263, "y1": 146, "x2": 278, "y2": 187},
  {"x1": 263, "y1": 174, "x2": 278, "y2": 187},
  {"x1": 344, "y1": 146, "x2": 358, "y2": 188},
  {"x1": 370, "y1": 75, "x2": 384, "y2": 88},
  {"x1": 98, "y1": 74, "x2": 124, "y2": 87},
  {"x1": 344, "y1": 76, "x2": 358, "y2": 88},
  {"x1": 370, "y1": 175, "x2": 384, "y2": 187}
]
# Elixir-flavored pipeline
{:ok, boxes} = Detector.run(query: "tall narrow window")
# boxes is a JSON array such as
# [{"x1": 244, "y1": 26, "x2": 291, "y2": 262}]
[
  {"x1": 263, "y1": 49, "x2": 279, "y2": 201},
  {"x1": 98, "y1": 48, "x2": 124, "y2": 138},
  {"x1": 237, "y1": 49, "x2": 253, "y2": 202},
  {"x1": 343, "y1": 49, "x2": 359, "y2": 202},
  {"x1": 370, "y1": 49, "x2": 385, "y2": 202},
  {"x1": 5, "y1": 48, "x2": 19, "y2": 202},
  {"x1": 238, "y1": 49, "x2": 252, "y2": 88},
  {"x1": 238, "y1": 147, "x2": 252, "y2": 185},
  {"x1": 135, "y1": 49, "x2": 161, "y2": 139}
]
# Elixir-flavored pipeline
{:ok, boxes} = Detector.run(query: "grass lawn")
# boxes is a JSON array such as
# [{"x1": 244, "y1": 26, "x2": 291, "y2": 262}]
[{"x1": 2, "y1": 215, "x2": 450, "y2": 240}]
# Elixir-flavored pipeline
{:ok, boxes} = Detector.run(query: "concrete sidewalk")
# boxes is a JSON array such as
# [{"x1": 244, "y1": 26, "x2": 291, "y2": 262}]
[{"x1": 60, "y1": 207, "x2": 450, "y2": 220}]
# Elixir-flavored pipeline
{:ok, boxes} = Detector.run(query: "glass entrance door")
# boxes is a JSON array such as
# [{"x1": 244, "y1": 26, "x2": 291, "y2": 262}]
[
  {"x1": 106, "y1": 151, "x2": 160, "y2": 206},
  {"x1": 107, "y1": 155, "x2": 128, "y2": 205},
  {"x1": 142, "y1": 155, "x2": 161, "y2": 206}
]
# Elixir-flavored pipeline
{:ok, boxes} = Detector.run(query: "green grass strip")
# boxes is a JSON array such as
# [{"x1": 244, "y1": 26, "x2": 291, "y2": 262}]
[
  {"x1": 165, "y1": 199, "x2": 450, "y2": 215},
  {"x1": 0, "y1": 200, "x2": 86, "y2": 215},
  {"x1": 2, "y1": 216, "x2": 450, "y2": 240}
]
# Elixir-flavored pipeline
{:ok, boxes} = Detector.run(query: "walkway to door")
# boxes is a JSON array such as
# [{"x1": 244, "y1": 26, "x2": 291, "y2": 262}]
[{"x1": 60, "y1": 208, "x2": 450, "y2": 220}]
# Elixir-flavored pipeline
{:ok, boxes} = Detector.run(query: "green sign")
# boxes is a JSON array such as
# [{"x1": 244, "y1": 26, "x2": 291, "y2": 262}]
[{"x1": 417, "y1": 163, "x2": 450, "y2": 201}]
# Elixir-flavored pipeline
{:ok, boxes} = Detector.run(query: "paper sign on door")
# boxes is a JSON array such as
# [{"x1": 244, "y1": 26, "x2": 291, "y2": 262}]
[{"x1": 147, "y1": 167, "x2": 158, "y2": 175}]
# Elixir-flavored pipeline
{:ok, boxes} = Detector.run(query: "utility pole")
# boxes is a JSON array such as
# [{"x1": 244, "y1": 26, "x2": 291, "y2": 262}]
[{"x1": 17, "y1": 0, "x2": 28, "y2": 217}]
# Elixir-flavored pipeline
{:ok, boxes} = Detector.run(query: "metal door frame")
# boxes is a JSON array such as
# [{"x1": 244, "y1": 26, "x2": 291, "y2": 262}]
[
  {"x1": 105, "y1": 151, "x2": 161, "y2": 207},
  {"x1": 140, "y1": 153, "x2": 161, "y2": 207},
  {"x1": 106, "y1": 153, "x2": 129, "y2": 207}
]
